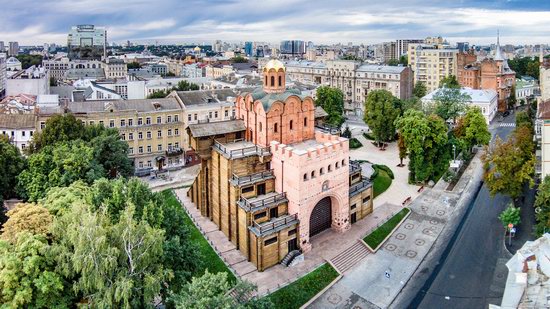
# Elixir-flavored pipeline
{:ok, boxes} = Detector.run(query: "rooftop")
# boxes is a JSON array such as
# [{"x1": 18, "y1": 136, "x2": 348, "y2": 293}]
[
  {"x1": 66, "y1": 97, "x2": 181, "y2": 114},
  {"x1": 247, "y1": 87, "x2": 305, "y2": 112},
  {"x1": 175, "y1": 89, "x2": 238, "y2": 106},
  {"x1": 0, "y1": 114, "x2": 36, "y2": 129},
  {"x1": 538, "y1": 101, "x2": 550, "y2": 119},
  {"x1": 188, "y1": 119, "x2": 246, "y2": 138},
  {"x1": 423, "y1": 87, "x2": 497, "y2": 103}
]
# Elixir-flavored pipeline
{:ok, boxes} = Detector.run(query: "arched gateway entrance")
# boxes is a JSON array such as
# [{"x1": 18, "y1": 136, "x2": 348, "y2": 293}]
[{"x1": 309, "y1": 197, "x2": 332, "y2": 237}]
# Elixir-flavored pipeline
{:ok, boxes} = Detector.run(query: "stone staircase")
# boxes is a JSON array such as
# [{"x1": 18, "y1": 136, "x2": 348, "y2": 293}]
[{"x1": 330, "y1": 241, "x2": 371, "y2": 274}]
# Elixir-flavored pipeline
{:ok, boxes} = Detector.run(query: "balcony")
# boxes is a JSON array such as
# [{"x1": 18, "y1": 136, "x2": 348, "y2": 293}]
[
  {"x1": 238, "y1": 192, "x2": 288, "y2": 212},
  {"x1": 249, "y1": 213, "x2": 299, "y2": 237},
  {"x1": 213, "y1": 140, "x2": 271, "y2": 159},
  {"x1": 349, "y1": 160, "x2": 361, "y2": 175},
  {"x1": 349, "y1": 178, "x2": 372, "y2": 197},
  {"x1": 230, "y1": 170, "x2": 274, "y2": 186},
  {"x1": 165, "y1": 147, "x2": 184, "y2": 157}
]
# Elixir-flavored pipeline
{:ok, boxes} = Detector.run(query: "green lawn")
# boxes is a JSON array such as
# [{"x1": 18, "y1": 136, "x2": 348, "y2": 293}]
[
  {"x1": 373, "y1": 166, "x2": 392, "y2": 197},
  {"x1": 363, "y1": 208, "x2": 410, "y2": 249},
  {"x1": 349, "y1": 137, "x2": 363, "y2": 149},
  {"x1": 267, "y1": 263, "x2": 339, "y2": 309},
  {"x1": 161, "y1": 190, "x2": 236, "y2": 283}
]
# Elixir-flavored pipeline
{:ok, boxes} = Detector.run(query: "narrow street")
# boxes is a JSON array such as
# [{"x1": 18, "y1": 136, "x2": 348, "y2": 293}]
[{"x1": 408, "y1": 115, "x2": 523, "y2": 309}]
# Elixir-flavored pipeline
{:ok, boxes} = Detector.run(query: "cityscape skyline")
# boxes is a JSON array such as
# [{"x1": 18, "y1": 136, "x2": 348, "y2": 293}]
[{"x1": 2, "y1": 0, "x2": 550, "y2": 46}]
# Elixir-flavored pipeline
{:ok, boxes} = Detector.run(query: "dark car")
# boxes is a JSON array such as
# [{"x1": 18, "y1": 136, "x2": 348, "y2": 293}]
[{"x1": 503, "y1": 111, "x2": 510, "y2": 117}]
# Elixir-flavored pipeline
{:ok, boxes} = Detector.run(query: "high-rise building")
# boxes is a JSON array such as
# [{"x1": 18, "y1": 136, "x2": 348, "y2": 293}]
[
  {"x1": 280, "y1": 40, "x2": 306, "y2": 55},
  {"x1": 456, "y1": 42, "x2": 470, "y2": 53},
  {"x1": 67, "y1": 25, "x2": 107, "y2": 60},
  {"x1": 0, "y1": 41, "x2": 4, "y2": 53},
  {"x1": 396, "y1": 39, "x2": 424, "y2": 59},
  {"x1": 408, "y1": 43, "x2": 458, "y2": 92},
  {"x1": 244, "y1": 41, "x2": 254, "y2": 57},
  {"x1": 8, "y1": 42, "x2": 19, "y2": 56}
]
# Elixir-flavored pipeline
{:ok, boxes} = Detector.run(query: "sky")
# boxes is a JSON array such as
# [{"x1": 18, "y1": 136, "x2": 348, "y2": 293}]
[{"x1": 1, "y1": 0, "x2": 550, "y2": 46}]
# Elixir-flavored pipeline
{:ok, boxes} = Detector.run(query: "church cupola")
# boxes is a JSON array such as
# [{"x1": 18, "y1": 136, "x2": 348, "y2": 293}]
[{"x1": 263, "y1": 59, "x2": 286, "y2": 93}]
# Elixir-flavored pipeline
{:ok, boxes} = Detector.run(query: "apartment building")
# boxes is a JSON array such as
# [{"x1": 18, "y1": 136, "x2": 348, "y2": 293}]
[
  {"x1": 408, "y1": 44, "x2": 458, "y2": 92},
  {"x1": 285, "y1": 60, "x2": 413, "y2": 115},
  {"x1": 0, "y1": 114, "x2": 36, "y2": 151},
  {"x1": 103, "y1": 58, "x2": 127, "y2": 79},
  {"x1": 6, "y1": 66, "x2": 50, "y2": 97},
  {"x1": 541, "y1": 55, "x2": 550, "y2": 102}
]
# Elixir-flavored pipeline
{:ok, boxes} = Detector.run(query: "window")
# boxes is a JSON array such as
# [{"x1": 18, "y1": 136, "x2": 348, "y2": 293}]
[
  {"x1": 274, "y1": 123, "x2": 278, "y2": 133},
  {"x1": 99, "y1": 120, "x2": 104, "y2": 126},
  {"x1": 336, "y1": 161, "x2": 340, "y2": 168},
  {"x1": 303, "y1": 173, "x2": 308, "y2": 181},
  {"x1": 214, "y1": 111, "x2": 218, "y2": 118},
  {"x1": 128, "y1": 133, "x2": 134, "y2": 140},
  {"x1": 363, "y1": 196, "x2": 371, "y2": 204},
  {"x1": 157, "y1": 116, "x2": 162, "y2": 124},
  {"x1": 320, "y1": 168, "x2": 324, "y2": 175},
  {"x1": 194, "y1": 114, "x2": 197, "y2": 120},
  {"x1": 157, "y1": 130, "x2": 162, "y2": 138},
  {"x1": 158, "y1": 144, "x2": 162, "y2": 151},
  {"x1": 304, "y1": 117, "x2": 307, "y2": 127},
  {"x1": 328, "y1": 164, "x2": 332, "y2": 172},
  {"x1": 341, "y1": 159, "x2": 345, "y2": 166},
  {"x1": 89, "y1": 121, "x2": 95, "y2": 126},
  {"x1": 22, "y1": 144, "x2": 26, "y2": 149},
  {"x1": 168, "y1": 143, "x2": 172, "y2": 150},
  {"x1": 121, "y1": 133, "x2": 126, "y2": 140},
  {"x1": 288, "y1": 229, "x2": 297, "y2": 236},
  {"x1": 138, "y1": 161, "x2": 143, "y2": 168},
  {"x1": 175, "y1": 128, "x2": 179, "y2": 136},
  {"x1": 138, "y1": 146, "x2": 143, "y2": 154},
  {"x1": 264, "y1": 237, "x2": 277, "y2": 246},
  {"x1": 147, "y1": 145, "x2": 152, "y2": 153},
  {"x1": 128, "y1": 119, "x2": 133, "y2": 126},
  {"x1": 188, "y1": 114, "x2": 192, "y2": 121},
  {"x1": 225, "y1": 110, "x2": 228, "y2": 117},
  {"x1": 278, "y1": 75, "x2": 282, "y2": 86},
  {"x1": 40, "y1": 122, "x2": 46, "y2": 129},
  {"x1": 209, "y1": 112, "x2": 212, "y2": 119},
  {"x1": 259, "y1": 122, "x2": 262, "y2": 132},
  {"x1": 242, "y1": 186, "x2": 254, "y2": 193},
  {"x1": 254, "y1": 211, "x2": 267, "y2": 220},
  {"x1": 138, "y1": 132, "x2": 143, "y2": 140},
  {"x1": 146, "y1": 117, "x2": 151, "y2": 125},
  {"x1": 137, "y1": 117, "x2": 143, "y2": 125},
  {"x1": 147, "y1": 131, "x2": 152, "y2": 139},
  {"x1": 270, "y1": 76, "x2": 275, "y2": 86},
  {"x1": 175, "y1": 142, "x2": 179, "y2": 148},
  {"x1": 311, "y1": 171, "x2": 315, "y2": 178},
  {"x1": 265, "y1": 76, "x2": 268, "y2": 85},
  {"x1": 128, "y1": 147, "x2": 133, "y2": 154},
  {"x1": 167, "y1": 115, "x2": 172, "y2": 123},
  {"x1": 168, "y1": 129, "x2": 172, "y2": 136},
  {"x1": 147, "y1": 160, "x2": 152, "y2": 167},
  {"x1": 290, "y1": 120, "x2": 293, "y2": 130},
  {"x1": 120, "y1": 119, "x2": 126, "y2": 127},
  {"x1": 351, "y1": 204, "x2": 356, "y2": 210},
  {"x1": 22, "y1": 131, "x2": 25, "y2": 137}
]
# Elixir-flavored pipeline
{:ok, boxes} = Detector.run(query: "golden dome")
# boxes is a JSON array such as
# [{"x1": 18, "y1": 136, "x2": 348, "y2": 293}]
[{"x1": 264, "y1": 59, "x2": 285, "y2": 72}]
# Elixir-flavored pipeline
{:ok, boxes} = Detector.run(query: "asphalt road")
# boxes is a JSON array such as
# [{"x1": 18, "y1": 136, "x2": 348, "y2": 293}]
[{"x1": 409, "y1": 115, "x2": 517, "y2": 309}]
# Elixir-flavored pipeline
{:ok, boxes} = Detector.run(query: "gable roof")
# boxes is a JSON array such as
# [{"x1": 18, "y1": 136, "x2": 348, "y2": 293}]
[
  {"x1": 188, "y1": 119, "x2": 246, "y2": 138},
  {"x1": 0, "y1": 114, "x2": 36, "y2": 129}
]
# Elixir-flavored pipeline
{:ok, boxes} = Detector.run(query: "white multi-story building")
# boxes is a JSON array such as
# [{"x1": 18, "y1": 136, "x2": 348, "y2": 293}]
[
  {"x1": 5, "y1": 57, "x2": 22, "y2": 71},
  {"x1": 516, "y1": 77, "x2": 539, "y2": 102},
  {"x1": 67, "y1": 25, "x2": 107, "y2": 60},
  {"x1": 0, "y1": 114, "x2": 36, "y2": 151},
  {"x1": 182, "y1": 63, "x2": 204, "y2": 78},
  {"x1": 284, "y1": 60, "x2": 413, "y2": 115},
  {"x1": 422, "y1": 87, "x2": 498, "y2": 124},
  {"x1": 8, "y1": 42, "x2": 18, "y2": 56},
  {"x1": 6, "y1": 66, "x2": 50, "y2": 97},
  {"x1": 408, "y1": 44, "x2": 458, "y2": 93}
]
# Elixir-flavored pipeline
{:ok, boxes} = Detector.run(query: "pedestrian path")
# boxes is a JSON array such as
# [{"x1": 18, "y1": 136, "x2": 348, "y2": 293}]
[{"x1": 330, "y1": 241, "x2": 371, "y2": 274}]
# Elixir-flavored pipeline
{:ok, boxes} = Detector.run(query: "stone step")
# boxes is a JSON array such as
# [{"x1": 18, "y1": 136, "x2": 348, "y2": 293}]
[{"x1": 331, "y1": 241, "x2": 370, "y2": 273}]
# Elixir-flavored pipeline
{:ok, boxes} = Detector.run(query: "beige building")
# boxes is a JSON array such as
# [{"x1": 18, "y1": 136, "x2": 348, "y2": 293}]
[
  {"x1": 103, "y1": 58, "x2": 127, "y2": 79},
  {"x1": 540, "y1": 55, "x2": 550, "y2": 102},
  {"x1": 37, "y1": 98, "x2": 186, "y2": 175},
  {"x1": 285, "y1": 60, "x2": 413, "y2": 115},
  {"x1": 408, "y1": 44, "x2": 458, "y2": 92}
]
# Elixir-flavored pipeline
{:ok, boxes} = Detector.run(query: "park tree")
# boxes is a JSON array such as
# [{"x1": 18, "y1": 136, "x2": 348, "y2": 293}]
[
  {"x1": 175, "y1": 80, "x2": 200, "y2": 91},
  {"x1": 89, "y1": 128, "x2": 134, "y2": 178},
  {"x1": 315, "y1": 86, "x2": 345, "y2": 127},
  {"x1": 461, "y1": 107, "x2": 491, "y2": 152},
  {"x1": 483, "y1": 128, "x2": 535, "y2": 199},
  {"x1": 364, "y1": 90, "x2": 400, "y2": 147},
  {"x1": 40, "y1": 181, "x2": 90, "y2": 217},
  {"x1": 439, "y1": 75, "x2": 460, "y2": 89},
  {"x1": 27, "y1": 114, "x2": 85, "y2": 154},
  {"x1": 508, "y1": 85, "x2": 517, "y2": 109},
  {"x1": 0, "y1": 232, "x2": 73, "y2": 308},
  {"x1": 148, "y1": 90, "x2": 170, "y2": 99},
  {"x1": 515, "y1": 110, "x2": 533, "y2": 132},
  {"x1": 171, "y1": 270, "x2": 273, "y2": 309},
  {"x1": 431, "y1": 88, "x2": 471, "y2": 122},
  {"x1": 412, "y1": 82, "x2": 427, "y2": 99},
  {"x1": 0, "y1": 136, "x2": 26, "y2": 200},
  {"x1": 498, "y1": 205, "x2": 521, "y2": 229},
  {"x1": 397, "y1": 134, "x2": 407, "y2": 167},
  {"x1": 399, "y1": 97, "x2": 423, "y2": 113},
  {"x1": 1, "y1": 203, "x2": 53, "y2": 243},
  {"x1": 534, "y1": 176, "x2": 550, "y2": 236}
]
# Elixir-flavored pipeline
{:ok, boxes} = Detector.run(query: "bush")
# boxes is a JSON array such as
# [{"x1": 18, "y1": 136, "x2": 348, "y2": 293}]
[
  {"x1": 369, "y1": 167, "x2": 379, "y2": 181},
  {"x1": 443, "y1": 170, "x2": 457, "y2": 182},
  {"x1": 349, "y1": 138, "x2": 363, "y2": 149},
  {"x1": 374, "y1": 164, "x2": 394, "y2": 179},
  {"x1": 363, "y1": 132, "x2": 375, "y2": 140}
]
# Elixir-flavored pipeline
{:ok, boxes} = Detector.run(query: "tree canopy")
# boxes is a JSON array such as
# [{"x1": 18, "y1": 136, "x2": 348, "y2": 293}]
[
  {"x1": 0, "y1": 136, "x2": 26, "y2": 200},
  {"x1": 461, "y1": 107, "x2": 491, "y2": 152},
  {"x1": 1, "y1": 203, "x2": 52, "y2": 243},
  {"x1": 508, "y1": 56, "x2": 539, "y2": 79},
  {"x1": 439, "y1": 75, "x2": 461, "y2": 89},
  {"x1": 315, "y1": 86, "x2": 345, "y2": 127},
  {"x1": 498, "y1": 205, "x2": 521, "y2": 229},
  {"x1": 431, "y1": 88, "x2": 471, "y2": 122},
  {"x1": 364, "y1": 90, "x2": 400, "y2": 145},
  {"x1": 412, "y1": 82, "x2": 427, "y2": 99},
  {"x1": 535, "y1": 176, "x2": 550, "y2": 236}
]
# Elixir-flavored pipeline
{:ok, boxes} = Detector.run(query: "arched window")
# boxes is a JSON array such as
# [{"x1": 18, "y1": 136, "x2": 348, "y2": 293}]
[
  {"x1": 278, "y1": 75, "x2": 282, "y2": 86},
  {"x1": 341, "y1": 159, "x2": 345, "y2": 166},
  {"x1": 311, "y1": 171, "x2": 315, "y2": 178},
  {"x1": 290, "y1": 120, "x2": 293, "y2": 130},
  {"x1": 303, "y1": 173, "x2": 308, "y2": 181},
  {"x1": 328, "y1": 164, "x2": 332, "y2": 172},
  {"x1": 304, "y1": 117, "x2": 307, "y2": 127},
  {"x1": 265, "y1": 76, "x2": 267, "y2": 85},
  {"x1": 336, "y1": 161, "x2": 340, "y2": 168},
  {"x1": 320, "y1": 168, "x2": 324, "y2": 175},
  {"x1": 274, "y1": 123, "x2": 278, "y2": 133},
  {"x1": 259, "y1": 122, "x2": 262, "y2": 132},
  {"x1": 271, "y1": 76, "x2": 275, "y2": 86}
]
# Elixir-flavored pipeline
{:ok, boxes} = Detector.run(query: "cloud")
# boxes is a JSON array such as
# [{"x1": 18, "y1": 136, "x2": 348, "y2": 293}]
[{"x1": 1, "y1": 0, "x2": 549, "y2": 45}]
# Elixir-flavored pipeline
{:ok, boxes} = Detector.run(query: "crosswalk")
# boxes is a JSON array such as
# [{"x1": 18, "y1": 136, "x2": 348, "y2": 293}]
[{"x1": 499, "y1": 123, "x2": 516, "y2": 127}]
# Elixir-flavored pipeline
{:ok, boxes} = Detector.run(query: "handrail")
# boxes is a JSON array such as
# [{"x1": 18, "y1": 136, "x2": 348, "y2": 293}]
[
  {"x1": 231, "y1": 170, "x2": 274, "y2": 185},
  {"x1": 213, "y1": 140, "x2": 271, "y2": 159},
  {"x1": 253, "y1": 214, "x2": 298, "y2": 234},
  {"x1": 349, "y1": 160, "x2": 361, "y2": 174},
  {"x1": 240, "y1": 192, "x2": 287, "y2": 210},
  {"x1": 350, "y1": 178, "x2": 372, "y2": 195}
]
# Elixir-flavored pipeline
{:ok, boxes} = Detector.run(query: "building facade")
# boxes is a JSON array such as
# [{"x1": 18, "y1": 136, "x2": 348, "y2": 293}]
[
  {"x1": 67, "y1": 25, "x2": 107, "y2": 60},
  {"x1": 103, "y1": 58, "x2": 127, "y2": 79},
  {"x1": 408, "y1": 44, "x2": 458, "y2": 93},
  {"x1": 0, "y1": 114, "x2": 36, "y2": 151},
  {"x1": 541, "y1": 56, "x2": 550, "y2": 102},
  {"x1": 6, "y1": 66, "x2": 50, "y2": 97},
  {"x1": 285, "y1": 60, "x2": 413, "y2": 115},
  {"x1": 186, "y1": 60, "x2": 373, "y2": 271},
  {"x1": 422, "y1": 88, "x2": 498, "y2": 124}
]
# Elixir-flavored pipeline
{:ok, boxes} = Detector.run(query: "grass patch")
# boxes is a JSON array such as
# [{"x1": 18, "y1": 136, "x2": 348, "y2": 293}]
[
  {"x1": 363, "y1": 208, "x2": 410, "y2": 249},
  {"x1": 349, "y1": 138, "x2": 363, "y2": 149},
  {"x1": 372, "y1": 166, "x2": 393, "y2": 197},
  {"x1": 161, "y1": 190, "x2": 236, "y2": 283},
  {"x1": 267, "y1": 263, "x2": 338, "y2": 309}
]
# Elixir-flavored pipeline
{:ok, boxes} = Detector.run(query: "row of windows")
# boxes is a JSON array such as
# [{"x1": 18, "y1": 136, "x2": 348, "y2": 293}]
[
  {"x1": 187, "y1": 109, "x2": 235, "y2": 122},
  {"x1": 99, "y1": 115, "x2": 180, "y2": 128},
  {"x1": 121, "y1": 128, "x2": 179, "y2": 141},
  {"x1": 1, "y1": 130, "x2": 33, "y2": 137},
  {"x1": 129, "y1": 142, "x2": 180, "y2": 155},
  {"x1": 137, "y1": 157, "x2": 181, "y2": 169},
  {"x1": 303, "y1": 159, "x2": 346, "y2": 181},
  {"x1": 258, "y1": 117, "x2": 308, "y2": 133}
]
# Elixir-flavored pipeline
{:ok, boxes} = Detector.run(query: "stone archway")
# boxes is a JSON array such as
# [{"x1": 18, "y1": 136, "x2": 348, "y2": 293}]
[{"x1": 309, "y1": 196, "x2": 332, "y2": 237}]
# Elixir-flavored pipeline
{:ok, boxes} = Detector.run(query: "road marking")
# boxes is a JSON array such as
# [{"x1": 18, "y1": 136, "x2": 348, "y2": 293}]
[{"x1": 498, "y1": 123, "x2": 516, "y2": 127}]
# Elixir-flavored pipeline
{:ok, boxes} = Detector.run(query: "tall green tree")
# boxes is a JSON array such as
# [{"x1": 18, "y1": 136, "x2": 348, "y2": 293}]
[
  {"x1": 175, "y1": 80, "x2": 200, "y2": 91},
  {"x1": 431, "y1": 88, "x2": 471, "y2": 122},
  {"x1": 412, "y1": 82, "x2": 427, "y2": 99},
  {"x1": 535, "y1": 176, "x2": 550, "y2": 236},
  {"x1": 89, "y1": 128, "x2": 134, "y2": 178},
  {"x1": 364, "y1": 90, "x2": 400, "y2": 146},
  {"x1": 461, "y1": 107, "x2": 491, "y2": 152},
  {"x1": 315, "y1": 86, "x2": 345, "y2": 127},
  {"x1": 27, "y1": 114, "x2": 85, "y2": 154},
  {"x1": 515, "y1": 110, "x2": 533, "y2": 133},
  {"x1": 0, "y1": 232, "x2": 73, "y2": 308},
  {"x1": 508, "y1": 85, "x2": 517, "y2": 109},
  {"x1": 0, "y1": 136, "x2": 26, "y2": 200},
  {"x1": 439, "y1": 75, "x2": 460, "y2": 89},
  {"x1": 1, "y1": 203, "x2": 52, "y2": 243},
  {"x1": 498, "y1": 205, "x2": 521, "y2": 229}
]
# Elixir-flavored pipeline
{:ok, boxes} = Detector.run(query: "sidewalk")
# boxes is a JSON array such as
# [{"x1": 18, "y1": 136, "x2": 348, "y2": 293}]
[
  {"x1": 173, "y1": 187, "x2": 401, "y2": 296},
  {"x1": 309, "y1": 153, "x2": 484, "y2": 309}
]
